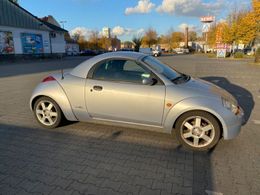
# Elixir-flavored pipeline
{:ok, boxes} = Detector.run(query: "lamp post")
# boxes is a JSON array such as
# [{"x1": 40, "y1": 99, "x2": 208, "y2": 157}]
[{"x1": 59, "y1": 21, "x2": 67, "y2": 29}]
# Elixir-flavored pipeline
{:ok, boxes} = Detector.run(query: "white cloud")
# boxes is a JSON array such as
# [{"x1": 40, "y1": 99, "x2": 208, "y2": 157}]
[
  {"x1": 136, "y1": 28, "x2": 145, "y2": 36},
  {"x1": 178, "y1": 23, "x2": 196, "y2": 32},
  {"x1": 69, "y1": 27, "x2": 93, "y2": 39},
  {"x1": 156, "y1": 0, "x2": 225, "y2": 17},
  {"x1": 125, "y1": 0, "x2": 155, "y2": 15},
  {"x1": 112, "y1": 26, "x2": 125, "y2": 36},
  {"x1": 112, "y1": 26, "x2": 144, "y2": 37}
]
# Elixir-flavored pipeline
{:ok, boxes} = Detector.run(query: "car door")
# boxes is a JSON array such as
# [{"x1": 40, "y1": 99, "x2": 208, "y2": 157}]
[{"x1": 85, "y1": 59, "x2": 166, "y2": 126}]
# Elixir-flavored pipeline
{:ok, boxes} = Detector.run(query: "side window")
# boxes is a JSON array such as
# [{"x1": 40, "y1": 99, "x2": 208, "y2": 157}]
[{"x1": 92, "y1": 59, "x2": 151, "y2": 83}]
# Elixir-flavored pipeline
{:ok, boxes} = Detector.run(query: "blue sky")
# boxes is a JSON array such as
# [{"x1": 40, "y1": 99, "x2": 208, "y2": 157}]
[{"x1": 19, "y1": 0, "x2": 251, "y2": 41}]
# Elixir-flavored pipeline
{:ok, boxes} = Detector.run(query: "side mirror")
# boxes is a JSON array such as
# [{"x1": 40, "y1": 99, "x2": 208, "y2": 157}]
[{"x1": 142, "y1": 78, "x2": 156, "y2": 85}]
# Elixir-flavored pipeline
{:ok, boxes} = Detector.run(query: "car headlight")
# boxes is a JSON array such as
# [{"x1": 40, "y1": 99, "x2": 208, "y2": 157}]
[{"x1": 222, "y1": 98, "x2": 239, "y2": 115}]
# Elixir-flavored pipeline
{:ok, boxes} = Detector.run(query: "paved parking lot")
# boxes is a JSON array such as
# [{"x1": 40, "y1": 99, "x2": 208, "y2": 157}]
[{"x1": 0, "y1": 55, "x2": 259, "y2": 195}]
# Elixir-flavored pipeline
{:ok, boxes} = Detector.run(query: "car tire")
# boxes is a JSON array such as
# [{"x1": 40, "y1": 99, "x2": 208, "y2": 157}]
[
  {"x1": 175, "y1": 111, "x2": 221, "y2": 151},
  {"x1": 33, "y1": 97, "x2": 63, "y2": 128}
]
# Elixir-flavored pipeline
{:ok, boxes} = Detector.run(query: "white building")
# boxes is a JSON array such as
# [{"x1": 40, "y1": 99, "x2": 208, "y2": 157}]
[
  {"x1": 0, "y1": 0, "x2": 67, "y2": 57},
  {"x1": 102, "y1": 27, "x2": 111, "y2": 38}
]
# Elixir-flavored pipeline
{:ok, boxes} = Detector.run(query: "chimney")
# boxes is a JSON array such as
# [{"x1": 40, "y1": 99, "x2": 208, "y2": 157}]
[{"x1": 185, "y1": 27, "x2": 189, "y2": 48}]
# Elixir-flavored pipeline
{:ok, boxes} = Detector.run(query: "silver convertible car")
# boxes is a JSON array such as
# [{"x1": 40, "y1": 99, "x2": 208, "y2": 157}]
[{"x1": 30, "y1": 52, "x2": 244, "y2": 150}]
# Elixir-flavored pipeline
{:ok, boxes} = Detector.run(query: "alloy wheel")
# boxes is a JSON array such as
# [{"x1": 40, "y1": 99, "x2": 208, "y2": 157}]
[
  {"x1": 35, "y1": 100, "x2": 58, "y2": 126},
  {"x1": 180, "y1": 116, "x2": 215, "y2": 148}
]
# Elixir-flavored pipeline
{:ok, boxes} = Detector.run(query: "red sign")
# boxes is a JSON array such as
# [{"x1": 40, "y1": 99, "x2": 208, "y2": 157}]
[
  {"x1": 216, "y1": 44, "x2": 231, "y2": 49},
  {"x1": 200, "y1": 16, "x2": 215, "y2": 22}
]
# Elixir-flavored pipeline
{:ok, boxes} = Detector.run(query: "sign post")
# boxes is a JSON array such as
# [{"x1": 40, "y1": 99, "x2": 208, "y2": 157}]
[{"x1": 200, "y1": 16, "x2": 215, "y2": 53}]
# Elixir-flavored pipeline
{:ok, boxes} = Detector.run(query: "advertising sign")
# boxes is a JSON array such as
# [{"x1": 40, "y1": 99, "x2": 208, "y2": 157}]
[
  {"x1": 217, "y1": 49, "x2": 226, "y2": 58},
  {"x1": 21, "y1": 33, "x2": 43, "y2": 54},
  {"x1": 0, "y1": 31, "x2": 15, "y2": 54},
  {"x1": 216, "y1": 43, "x2": 231, "y2": 50},
  {"x1": 238, "y1": 44, "x2": 244, "y2": 50},
  {"x1": 200, "y1": 16, "x2": 215, "y2": 23},
  {"x1": 202, "y1": 23, "x2": 211, "y2": 33}
]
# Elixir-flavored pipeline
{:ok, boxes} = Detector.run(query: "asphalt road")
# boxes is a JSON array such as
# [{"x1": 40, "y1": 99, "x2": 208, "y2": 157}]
[{"x1": 0, "y1": 54, "x2": 259, "y2": 195}]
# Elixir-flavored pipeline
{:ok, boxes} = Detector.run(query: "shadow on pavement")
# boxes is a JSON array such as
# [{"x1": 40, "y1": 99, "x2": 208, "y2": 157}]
[
  {"x1": 0, "y1": 123, "x2": 215, "y2": 194},
  {"x1": 201, "y1": 76, "x2": 254, "y2": 124},
  {"x1": 0, "y1": 56, "x2": 90, "y2": 78}
]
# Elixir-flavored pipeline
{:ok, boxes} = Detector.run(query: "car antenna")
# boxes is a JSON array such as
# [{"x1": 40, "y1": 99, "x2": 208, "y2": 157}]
[
  {"x1": 60, "y1": 54, "x2": 64, "y2": 80},
  {"x1": 61, "y1": 69, "x2": 64, "y2": 80}
]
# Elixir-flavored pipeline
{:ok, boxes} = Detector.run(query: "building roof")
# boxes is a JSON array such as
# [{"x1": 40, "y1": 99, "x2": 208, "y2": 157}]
[
  {"x1": 41, "y1": 15, "x2": 61, "y2": 27},
  {"x1": 0, "y1": 0, "x2": 51, "y2": 31},
  {"x1": 41, "y1": 20, "x2": 68, "y2": 33},
  {"x1": 0, "y1": 0, "x2": 67, "y2": 33}
]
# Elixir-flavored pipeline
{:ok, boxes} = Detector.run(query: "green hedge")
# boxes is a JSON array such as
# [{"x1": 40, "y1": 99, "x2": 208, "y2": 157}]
[
  {"x1": 255, "y1": 47, "x2": 260, "y2": 63},
  {"x1": 234, "y1": 52, "x2": 244, "y2": 58}
]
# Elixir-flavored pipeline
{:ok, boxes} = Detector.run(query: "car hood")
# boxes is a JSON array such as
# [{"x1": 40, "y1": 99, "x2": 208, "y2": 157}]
[{"x1": 180, "y1": 77, "x2": 237, "y2": 105}]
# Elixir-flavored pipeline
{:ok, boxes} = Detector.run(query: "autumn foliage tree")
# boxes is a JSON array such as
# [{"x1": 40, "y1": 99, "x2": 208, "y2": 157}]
[
  {"x1": 170, "y1": 32, "x2": 184, "y2": 48},
  {"x1": 143, "y1": 28, "x2": 158, "y2": 47},
  {"x1": 253, "y1": 0, "x2": 260, "y2": 62},
  {"x1": 207, "y1": 0, "x2": 259, "y2": 56}
]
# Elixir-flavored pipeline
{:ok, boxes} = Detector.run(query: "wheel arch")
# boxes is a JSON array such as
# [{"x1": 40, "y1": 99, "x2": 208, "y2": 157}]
[
  {"x1": 30, "y1": 82, "x2": 78, "y2": 121},
  {"x1": 172, "y1": 109, "x2": 223, "y2": 136},
  {"x1": 163, "y1": 96, "x2": 230, "y2": 138}
]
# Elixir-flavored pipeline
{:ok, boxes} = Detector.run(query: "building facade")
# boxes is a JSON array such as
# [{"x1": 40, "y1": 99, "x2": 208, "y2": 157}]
[
  {"x1": 102, "y1": 27, "x2": 111, "y2": 39},
  {"x1": 0, "y1": 0, "x2": 67, "y2": 58}
]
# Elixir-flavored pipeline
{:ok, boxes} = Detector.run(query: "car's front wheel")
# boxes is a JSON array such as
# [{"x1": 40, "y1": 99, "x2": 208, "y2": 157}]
[
  {"x1": 34, "y1": 97, "x2": 63, "y2": 128},
  {"x1": 175, "y1": 111, "x2": 221, "y2": 151}
]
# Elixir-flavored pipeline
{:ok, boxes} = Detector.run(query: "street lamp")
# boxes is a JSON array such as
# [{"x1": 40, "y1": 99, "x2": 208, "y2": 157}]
[{"x1": 59, "y1": 21, "x2": 67, "y2": 29}]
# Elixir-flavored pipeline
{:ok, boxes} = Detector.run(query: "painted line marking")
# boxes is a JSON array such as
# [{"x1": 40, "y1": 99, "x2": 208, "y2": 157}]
[
  {"x1": 205, "y1": 190, "x2": 223, "y2": 195},
  {"x1": 252, "y1": 120, "x2": 260, "y2": 125}
]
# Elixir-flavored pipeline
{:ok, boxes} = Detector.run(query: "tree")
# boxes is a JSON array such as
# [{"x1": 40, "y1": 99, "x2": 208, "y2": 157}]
[
  {"x1": 99, "y1": 36, "x2": 110, "y2": 50},
  {"x1": 207, "y1": 25, "x2": 217, "y2": 47},
  {"x1": 253, "y1": 0, "x2": 260, "y2": 62},
  {"x1": 188, "y1": 31, "x2": 197, "y2": 42},
  {"x1": 237, "y1": 11, "x2": 257, "y2": 45},
  {"x1": 158, "y1": 28, "x2": 174, "y2": 50},
  {"x1": 171, "y1": 32, "x2": 184, "y2": 48},
  {"x1": 88, "y1": 30, "x2": 99, "y2": 50},
  {"x1": 132, "y1": 36, "x2": 143, "y2": 52},
  {"x1": 143, "y1": 28, "x2": 158, "y2": 47}
]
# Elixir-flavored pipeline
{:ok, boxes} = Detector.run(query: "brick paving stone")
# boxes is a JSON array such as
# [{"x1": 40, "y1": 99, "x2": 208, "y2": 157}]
[
  {"x1": 152, "y1": 181, "x2": 172, "y2": 193},
  {"x1": 101, "y1": 179, "x2": 122, "y2": 191},
  {"x1": 30, "y1": 182, "x2": 56, "y2": 194},
  {"x1": 139, "y1": 186, "x2": 161, "y2": 195},
  {"x1": 118, "y1": 183, "x2": 141, "y2": 194},
  {"x1": 49, "y1": 187, "x2": 75, "y2": 195}
]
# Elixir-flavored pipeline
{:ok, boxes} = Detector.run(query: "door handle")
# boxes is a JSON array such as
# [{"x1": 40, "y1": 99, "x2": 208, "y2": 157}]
[{"x1": 93, "y1": 85, "x2": 103, "y2": 91}]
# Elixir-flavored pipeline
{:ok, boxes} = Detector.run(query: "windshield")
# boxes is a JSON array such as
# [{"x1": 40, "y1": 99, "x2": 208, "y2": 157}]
[{"x1": 142, "y1": 56, "x2": 181, "y2": 80}]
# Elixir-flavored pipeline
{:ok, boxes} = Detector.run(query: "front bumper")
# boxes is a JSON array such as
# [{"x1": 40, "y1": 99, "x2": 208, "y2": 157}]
[{"x1": 223, "y1": 106, "x2": 244, "y2": 140}]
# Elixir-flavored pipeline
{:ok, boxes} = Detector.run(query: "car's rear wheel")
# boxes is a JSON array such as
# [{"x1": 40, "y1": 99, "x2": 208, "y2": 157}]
[
  {"x1": 175, "y1": 111, "x2": 221, "y2": 151},
  {"x1": 34, "y1": 97, "x2": 63, "y2": 128}
]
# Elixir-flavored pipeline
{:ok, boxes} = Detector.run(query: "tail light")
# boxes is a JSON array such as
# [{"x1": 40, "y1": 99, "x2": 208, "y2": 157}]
[{"x1": 42, "y1": 76, "x2": 56, "y2": 83}]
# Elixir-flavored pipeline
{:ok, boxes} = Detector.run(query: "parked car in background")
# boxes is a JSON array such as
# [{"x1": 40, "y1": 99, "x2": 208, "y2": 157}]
[
  {"x1": 139, "y1": 48, "x2": 153, "y2": 56},
  {"x1": 244, "y1": 48, "x2": 255, "y2": 56},
  {"x1": 152, "y1": 45, "x2": 162, "y2": 57},
  {"x1": 175, "y1": 48, "x2": 184, "y2": 54},
  {"x1": 66, "y1": 49, "x2": 79, "y2": 56},
  {"x1": 80, "y1": 50, "x2": 96, "y2": 56},
  {"x1": 175, "y1": 48, "x2": 189, "y2": 54},
  {"x1": 139, "y1": 47, "x2": 161, "y2": 57},
  {"x1": 121, "y1": 48, "x2": 134, "y2": 52},
  {"x1": 30, "y1": 52, "x2": 244, "y2": 151}
]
